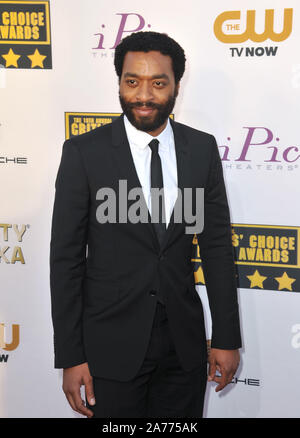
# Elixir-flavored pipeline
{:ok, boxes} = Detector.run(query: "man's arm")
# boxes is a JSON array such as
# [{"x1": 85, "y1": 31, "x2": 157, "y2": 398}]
[
  {"x1": 196, "y1": 135, "x2": 242, "y2": 390},
  {"x1": 50, "y1": 138, "x2": 89, "y2": 368},
  {"x1": 50, "y1": 139, "x2": 95, "y2": 416}
]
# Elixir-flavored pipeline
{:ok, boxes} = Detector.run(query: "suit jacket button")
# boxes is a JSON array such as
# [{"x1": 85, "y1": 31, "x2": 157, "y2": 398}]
[{"x1": 149, "y1": 290, "x2": 157, "y2": 296}]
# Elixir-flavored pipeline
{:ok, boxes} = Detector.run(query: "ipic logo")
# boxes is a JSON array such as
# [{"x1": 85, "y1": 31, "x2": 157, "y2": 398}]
[
  {"x1": 93, "y1": 13, "x2": 151, "y2": 52},
  {"x1": 214, "y1": 9, "x2": 293, "y2": 58},
  {"x1": 0, "y1": 323, "x2": 20, "y2": 363},
  {"x1": 219, "y1": 126, "x2": 300, "y2": 171}
]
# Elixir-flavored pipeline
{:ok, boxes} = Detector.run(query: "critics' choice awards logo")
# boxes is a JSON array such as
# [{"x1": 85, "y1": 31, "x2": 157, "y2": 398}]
[
  {"x1": 214, "y1": 8, "x2": 293, "y2": 57},
  {"x1": 0, "y1": 0, "x2": 52, "y2": 69},
  {"x1": 65, "y1": 113, "x2": 122, "y2": 139},
  {"x1": 192, "y1": 224, "x2": 299, "y2": 293},
  {"x1": 0, "y1": 323, "x2": 20, "y2": 363},
  {"x1": 0, "y1": 223, "x2": 29, "y2": 263},
  {"x1": 65, "y1": 112, "x2": 174, "y2": 139}
]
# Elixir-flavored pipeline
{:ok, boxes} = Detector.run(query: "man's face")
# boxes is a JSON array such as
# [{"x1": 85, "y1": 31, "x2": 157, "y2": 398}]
[{"x1": 119, "y1": 51, "x2": 179, "y2": 136}]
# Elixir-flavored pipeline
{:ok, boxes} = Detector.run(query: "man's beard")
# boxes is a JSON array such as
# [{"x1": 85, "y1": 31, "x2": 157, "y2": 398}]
[{"x1": 119, "y1": 91, "x2": 177, "y2": 133}]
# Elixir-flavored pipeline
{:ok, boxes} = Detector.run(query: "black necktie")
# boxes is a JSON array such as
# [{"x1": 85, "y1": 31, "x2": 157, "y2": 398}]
[{"x1": 148, "y1": 139, "x2": 167, "y2": 247}]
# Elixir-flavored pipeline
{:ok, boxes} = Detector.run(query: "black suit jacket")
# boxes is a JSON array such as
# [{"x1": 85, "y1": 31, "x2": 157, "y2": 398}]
[{"x1": 50, "y1": 114, "x2": 242, "y2": 381}]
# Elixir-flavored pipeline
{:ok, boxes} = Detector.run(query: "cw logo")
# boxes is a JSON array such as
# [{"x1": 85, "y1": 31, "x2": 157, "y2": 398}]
[
  {"x1": 0, "y1": 323, "x2": 20, "y2": 351},
  {"x1": 214, "y1": 9, "x2": 293, "y2": 43}
]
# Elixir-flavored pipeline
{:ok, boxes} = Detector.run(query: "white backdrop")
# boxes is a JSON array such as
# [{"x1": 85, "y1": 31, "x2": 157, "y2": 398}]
[{"x1": 0, "y1": 0, "x2": 299, "y2": 418}]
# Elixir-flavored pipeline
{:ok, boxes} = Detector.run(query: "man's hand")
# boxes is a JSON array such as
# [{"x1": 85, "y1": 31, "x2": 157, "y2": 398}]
[
  {"x1": 62, "y1": 362, "x2": 95, "y2": 418},
  {"x1": 208, "y1": 348, "x2": 240, "y2": 392}
]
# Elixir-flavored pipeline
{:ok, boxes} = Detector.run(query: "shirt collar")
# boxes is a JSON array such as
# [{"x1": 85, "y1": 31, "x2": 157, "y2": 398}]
[{"x1": 123, "y1": 114, "x2": 172, "y2": 152}]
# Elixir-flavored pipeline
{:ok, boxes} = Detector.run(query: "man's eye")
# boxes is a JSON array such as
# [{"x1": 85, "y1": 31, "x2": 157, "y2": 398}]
[
  {"x1": 127, "y1": 79, "x2": 137, "y2": 85},
  {"x1": 154, "y1": 81, "x2": 166, "y2": 88}
]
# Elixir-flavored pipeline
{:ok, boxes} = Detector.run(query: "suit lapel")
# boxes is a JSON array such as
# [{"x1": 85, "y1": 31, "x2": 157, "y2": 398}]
[{"x1": 110, "y1": 114, "x2": 191, "y2": 254}]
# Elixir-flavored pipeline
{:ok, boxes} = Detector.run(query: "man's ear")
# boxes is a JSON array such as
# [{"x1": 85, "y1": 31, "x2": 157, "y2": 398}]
[{"x1": 175, "y1": 82, "x2": 180, "y2": 97}]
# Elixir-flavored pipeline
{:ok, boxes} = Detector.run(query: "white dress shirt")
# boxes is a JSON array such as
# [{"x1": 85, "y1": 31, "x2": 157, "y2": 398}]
[{"x1": 123, "y1": 114, "x2": 178, "y2": 228}]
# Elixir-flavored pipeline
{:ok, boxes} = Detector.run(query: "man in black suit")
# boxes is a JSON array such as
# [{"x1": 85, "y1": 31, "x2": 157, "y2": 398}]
[{"x1": 50, "y1": 31, "x2": 241, "y2": 418}]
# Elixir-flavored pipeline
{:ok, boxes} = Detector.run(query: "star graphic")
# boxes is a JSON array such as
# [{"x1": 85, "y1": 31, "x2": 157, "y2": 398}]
[
  {"x1": 247, "y1": 269, "x2": 267, "y2": 289},
  {"x1": 1, "y1": 48, "x2": 21, "y2": 68},
  {"x1": 27, "y1": 49, "x2": 47, "y2": 68},
  {"x1": 194, "y1": 266, "x2": 205, "y2": 284},
  {"x1": 274, "y1": 271, "x2": 296, "y2": 291}
]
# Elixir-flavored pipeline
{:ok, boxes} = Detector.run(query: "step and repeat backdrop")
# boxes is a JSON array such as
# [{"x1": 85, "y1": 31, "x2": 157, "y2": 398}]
[{"x1": 0, "y1": 0, "x2": 299, "y2": 418}]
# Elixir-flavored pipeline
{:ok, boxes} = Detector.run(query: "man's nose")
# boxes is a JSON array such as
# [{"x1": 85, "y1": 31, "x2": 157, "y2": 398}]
[{"x1": 135, "y1": 82, "x2": 154, "y2": 102}]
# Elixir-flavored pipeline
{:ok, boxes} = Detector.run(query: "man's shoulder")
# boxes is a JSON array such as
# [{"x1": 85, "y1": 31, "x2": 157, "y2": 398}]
[
  {"x1": 67, "y1": 119, "x2": 114, "y2": 147},
  {"x1": 171, "y1": 119, "x2": 215, "y2": 143},
  {"x1": 62, "y1": 116, "x2": 125, "y2": 158}
]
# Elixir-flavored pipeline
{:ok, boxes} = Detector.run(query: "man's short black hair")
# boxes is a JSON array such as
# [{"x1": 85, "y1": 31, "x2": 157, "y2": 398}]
[{"x1": 114, "y1": 31, "x2": 186, "y2": 84}]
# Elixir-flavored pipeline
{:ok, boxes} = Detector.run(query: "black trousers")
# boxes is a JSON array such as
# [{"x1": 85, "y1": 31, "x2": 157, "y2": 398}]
[{"x1": 86, "y1": 301, "x2": 207, "y2": 418}]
